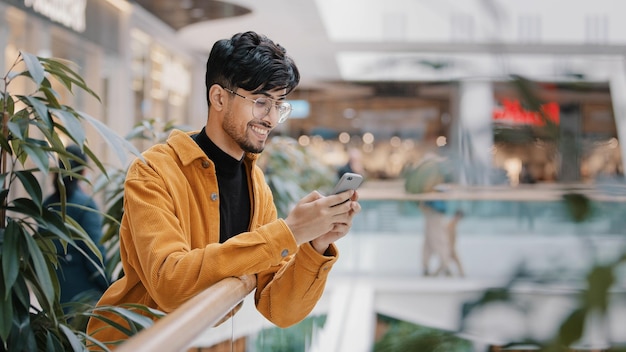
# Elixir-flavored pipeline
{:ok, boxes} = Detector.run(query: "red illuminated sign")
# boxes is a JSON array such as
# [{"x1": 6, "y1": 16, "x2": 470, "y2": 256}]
[{"x1": 493, "y1": 99, "x2": 559, "y2": 126}]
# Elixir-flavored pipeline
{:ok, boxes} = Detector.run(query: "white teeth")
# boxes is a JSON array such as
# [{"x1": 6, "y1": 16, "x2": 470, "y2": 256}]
[{"x1": 251, "y1": 126, "x2": 269, "y2": 135}]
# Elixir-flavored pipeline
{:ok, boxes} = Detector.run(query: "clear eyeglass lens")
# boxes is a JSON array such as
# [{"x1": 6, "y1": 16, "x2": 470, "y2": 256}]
[
  {"x1": 254, "y1": 99, "x2": 271, "y2": 116},
  {"x1": 277, "y1": 103, "x2": 292, "y2": 123},
  {"x1": 252, "y1": 98, "x2": 291, "y2": 123}
]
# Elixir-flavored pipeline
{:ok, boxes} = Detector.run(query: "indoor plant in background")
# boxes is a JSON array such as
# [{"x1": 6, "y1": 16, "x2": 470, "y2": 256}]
[
  {"x1": 257, "y1": 136, "x2": 336, "y2": 218},
  {"x1": 0, "y1": 51, "x2": 155, "y2": 351},
  {"x1": 94, "y1": 118, "x2": 189, "y2": 282}
]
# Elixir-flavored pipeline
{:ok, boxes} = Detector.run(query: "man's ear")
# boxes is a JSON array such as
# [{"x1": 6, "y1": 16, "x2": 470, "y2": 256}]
[{"x1": 208, "y1": 84, "x2": 227, "y2": 111}]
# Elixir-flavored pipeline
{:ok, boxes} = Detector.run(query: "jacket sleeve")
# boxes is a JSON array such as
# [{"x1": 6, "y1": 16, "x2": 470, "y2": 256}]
[
  {"x1": 255, "y1": 242, "x2": 338, "y2": 327},
  {"x1": 253, "y1": 181, "x2": 339, "y2": 327}
]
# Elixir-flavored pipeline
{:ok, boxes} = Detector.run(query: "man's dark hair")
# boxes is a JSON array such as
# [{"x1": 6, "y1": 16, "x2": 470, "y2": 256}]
[{"x1": 205, "y1": 31, "x2": 300, "y2": 106}]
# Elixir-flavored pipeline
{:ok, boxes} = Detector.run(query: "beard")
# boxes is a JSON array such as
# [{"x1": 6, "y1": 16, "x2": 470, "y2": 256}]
[{"x1": 223, "y1": 108, "x2": 266, "y2": 154}]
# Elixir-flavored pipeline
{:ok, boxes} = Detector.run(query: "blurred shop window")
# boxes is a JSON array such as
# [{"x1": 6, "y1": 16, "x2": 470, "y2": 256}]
[
  {"x1": 131, "y1": 29, "x2": 150, "y2": 124},
  {"x1": 150, "y1": 44, "x2": 167, "y2": 121},
  {"x1": 130, "y1": 29, "x2": 191, "y2": 142}
]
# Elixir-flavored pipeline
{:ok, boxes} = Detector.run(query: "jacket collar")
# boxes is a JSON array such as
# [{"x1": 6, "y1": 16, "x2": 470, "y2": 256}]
[{"x1": 167, "y1": 129, "x2": 260, "y2": 166}]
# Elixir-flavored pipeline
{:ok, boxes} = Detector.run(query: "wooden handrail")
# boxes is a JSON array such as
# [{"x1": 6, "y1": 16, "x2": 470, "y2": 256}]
[{"x1": 116, "y1": 275, "x2": 257, "y2": 352}]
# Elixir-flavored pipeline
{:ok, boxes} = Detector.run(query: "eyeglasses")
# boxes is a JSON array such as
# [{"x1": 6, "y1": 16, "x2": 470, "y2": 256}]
[{"x1": 223, "y1": 88, "x2": 292, "y2": 123}]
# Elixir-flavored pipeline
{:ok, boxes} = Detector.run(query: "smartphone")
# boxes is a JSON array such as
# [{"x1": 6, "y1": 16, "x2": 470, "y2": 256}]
[{"x1": 332, "y1": 172, "x2": 363, "y2": 194}]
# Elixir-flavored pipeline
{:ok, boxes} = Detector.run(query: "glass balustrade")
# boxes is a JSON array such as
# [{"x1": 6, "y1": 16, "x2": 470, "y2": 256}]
[{"x1": 183, "y1": 183, "x2": 626, "y2": 352}]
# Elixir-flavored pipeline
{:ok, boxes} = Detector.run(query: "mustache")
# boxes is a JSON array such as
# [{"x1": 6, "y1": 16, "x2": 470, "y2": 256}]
[{"x1": 251, "y1": 120, "x2": 273, "y2": 129}]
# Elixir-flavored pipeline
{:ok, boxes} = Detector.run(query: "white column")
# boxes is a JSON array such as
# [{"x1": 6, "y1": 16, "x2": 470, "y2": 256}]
[
  {"x1": 609, "y1": 59, "x2": 626, "y2": 181},
  {"x1": 456, "y1": 80, "x2": 495, "y2": 185},
  {"x1": 101, "y1": 9, "x2": 135, "y2": 169}
]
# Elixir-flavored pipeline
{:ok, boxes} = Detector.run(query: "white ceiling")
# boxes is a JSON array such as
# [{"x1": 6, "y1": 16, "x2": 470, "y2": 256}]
[
  {"x1": 176, "y1": 0, "x2": 338, "y2": 88},
  {"x1": 173, "y1": 0, "x2": 626, "y2": 90}
]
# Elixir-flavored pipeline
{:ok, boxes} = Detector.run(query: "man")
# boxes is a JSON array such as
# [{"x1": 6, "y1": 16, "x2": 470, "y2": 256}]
[{"x1": 87, "y1": 31, "x2": 360, "y2": 348}]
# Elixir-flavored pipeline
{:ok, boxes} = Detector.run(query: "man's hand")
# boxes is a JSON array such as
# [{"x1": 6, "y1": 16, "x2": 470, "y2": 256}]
[
  {"x1": 284, "y1": 190, "x2": 361, "y2": 254},
  {"x1": 310, "y1": 190, "x2": 360, "y2": 254}
]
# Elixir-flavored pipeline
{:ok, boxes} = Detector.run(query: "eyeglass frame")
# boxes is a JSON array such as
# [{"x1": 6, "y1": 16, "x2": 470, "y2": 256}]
[{"x1": 222, "y1": 87, "x2": 292, "y2": 123}]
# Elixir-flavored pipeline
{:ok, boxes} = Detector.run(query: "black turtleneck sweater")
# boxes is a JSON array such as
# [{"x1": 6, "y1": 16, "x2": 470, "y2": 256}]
[{"x1": 193, "y1": 128, "x2": 251, "y2": 243}]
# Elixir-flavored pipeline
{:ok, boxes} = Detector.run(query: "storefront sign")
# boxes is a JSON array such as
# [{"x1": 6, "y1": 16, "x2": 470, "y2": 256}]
[
  {"x1": 23, "y1": 0, "x2": 86, "y2": 33},
  {"x1": 493, "y1": 98, "x2": 559, "y2": 126}
]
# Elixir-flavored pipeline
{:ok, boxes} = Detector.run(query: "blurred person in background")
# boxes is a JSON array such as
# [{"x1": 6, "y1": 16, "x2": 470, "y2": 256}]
[
  {"x1": 421, "y1": 202, "x2": 465, "y2": 277},
  {"x1": 87, "y1": 31, "x2": 361, "y2": 348},
  {"x1": 43, "y1": 145, "x2": 109, "y2": 319},
  {"x1": 337, "y1": 147, "x2": 365, "y2": 179}
]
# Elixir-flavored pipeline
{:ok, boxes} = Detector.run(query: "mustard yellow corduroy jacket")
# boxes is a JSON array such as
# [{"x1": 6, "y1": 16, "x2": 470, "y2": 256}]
[{"x1": 87, "y1": 130, "x2": 338, "y2": 348}]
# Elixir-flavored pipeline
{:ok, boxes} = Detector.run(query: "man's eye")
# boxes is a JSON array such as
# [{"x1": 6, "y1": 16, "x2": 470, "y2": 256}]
[{"x1": 255, "y1": 99, "x2": 271, "y2": 111}]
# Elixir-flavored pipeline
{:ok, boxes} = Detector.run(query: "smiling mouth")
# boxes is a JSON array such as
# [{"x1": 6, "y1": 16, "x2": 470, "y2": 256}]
[{"x1": 250, "y1": 125, "x2": 270, "y2": 136}]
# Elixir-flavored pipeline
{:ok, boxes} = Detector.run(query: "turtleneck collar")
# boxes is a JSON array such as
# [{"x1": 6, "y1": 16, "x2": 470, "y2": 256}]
[{"x1": 193, "y1": 127, "x2": 244, "y2": 177}]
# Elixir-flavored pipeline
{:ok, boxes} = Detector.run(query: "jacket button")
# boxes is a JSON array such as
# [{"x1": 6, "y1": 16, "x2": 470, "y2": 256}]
[
  {"x1": 281, "y1": 249, "x2": 289, "y2": 257},
  {"x1": 211, "y1": 193, "x2": 218, "y2": 201},
  {"x1": 202, "y1": 161, "x2": 210, "y2": 168}
]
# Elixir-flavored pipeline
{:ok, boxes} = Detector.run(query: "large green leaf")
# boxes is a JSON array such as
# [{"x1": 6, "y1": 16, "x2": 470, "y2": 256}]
[
  {"x1": 39, "y1": 57, "x2": 100, "y2": 102},
  {"x1": 50, "y1": 108, "x2": 86, "y2": 147},
  {"x1": 44, "y1": 330, "x2": 66, "y2": 352},
  {"x1": 15, "y1": 171, "x2": 43, "y2": 209},
  {"x1": 12, "y1": 276, "x2": 31, "y2": 314},
  {"x1": 23, "y1": 229, "x2": 55, "y2": 309},
  {"x1": 1, "y1": 91, "x2": 15, "y2": 116},
  {"x1": 36, "y1": 236, "x2": 60, "y2": 270},
  {"x1": 82, "y1": 144, "x2": 108, "y2": 177},
  {"x1": 62, "y1": 212, "x2": 106, "y2": 272},
  {"x1": 38, "y1": 207, "x2": 74, "y2": 244},
  {"x1": 20, "y1": 142, "x2": 51, "y2": 175},
  {"x1": 0, "y1": 268, "x2": 14, "y2": 341},
  {"x1": 10, "y1": 198, "x2": 45, "y2": 223},
  {"x1": 58, "y1": 324, "x2": 83, "y2": 352},
  {"x1": 20, "y1": 51, "x2": 45, "y2": 86},
  {"x1": 1, "y1": 221, "x2": 21, "y2": 296},
  {"x1": 7, "y1": 107, "x2": 31, "y2": 137},
  {"x1": 38, "y1": 85, "x2": 62, "y2": 109},
  {"x1": 81, "y1": 331, "x2": 110, "y2": 352},
  {"x1": 8, "y1": 277, "x2": 37, "y2": 352},
  {"x1": 82, "y1": 304, "x2": 163, "y2": 341},
  {"x1": 80, "y1": 112, "x2": 143, "y2": 165},
  {"x1": 23, "y1": 262, "x2": 61, "y2": 323},
  {"x1": 23, "y1": 96, "x2": 52, "y2": 129}
]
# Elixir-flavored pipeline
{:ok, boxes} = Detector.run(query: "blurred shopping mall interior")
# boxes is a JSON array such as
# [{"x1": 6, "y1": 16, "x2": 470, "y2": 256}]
[
  {"x1": 2, "y1": 0, "x2": 624, "y2": 183},
  {"x1": 2, "y1": 0, "x2": 626, "y2": 351}
]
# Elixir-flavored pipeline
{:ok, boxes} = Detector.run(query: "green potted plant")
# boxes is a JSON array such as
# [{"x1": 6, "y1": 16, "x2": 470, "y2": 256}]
[{"x1": 0, "y1": 51, "x2": 153, "y2": 351}]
